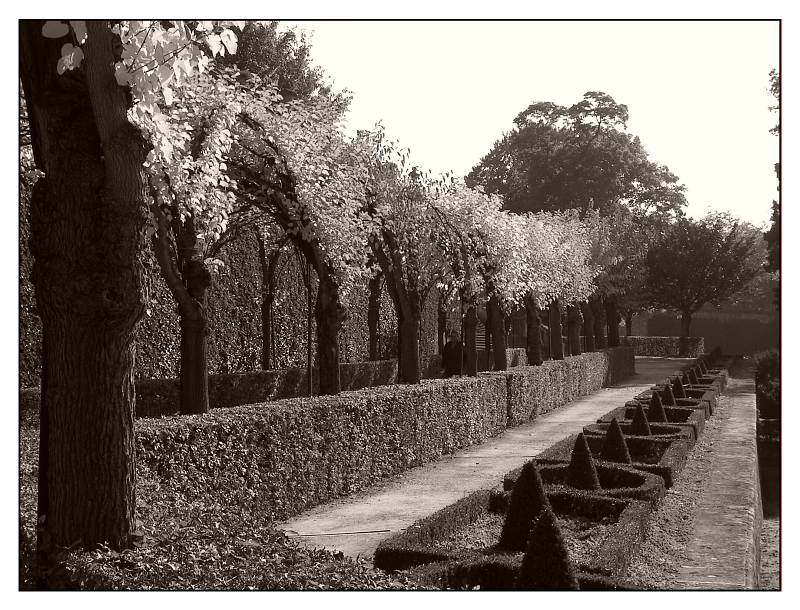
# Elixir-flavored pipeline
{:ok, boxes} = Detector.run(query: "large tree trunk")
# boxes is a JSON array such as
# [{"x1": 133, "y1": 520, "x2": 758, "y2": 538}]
[
  {"x1": 680, "y1": 310, "x2": 693, "y2": 357},
  {"x1": 397, "y1": 307, "x2": 421, "y2": 383},
  {"x1": 487, "y1": 294, "x2": 507, "y2": 370},
  {"x1": 178, "y1": 260, "x2": 211, "y2": 415},
  {"x1": 589, "y1": 294, "x2": 606, "y2": 349},
  {"x1": 316, "y1": 274, "x2": 344, "y2": 395},
  {"x1": 581, "y1": 301, "x2": 595, "y2": 352},
  {"x1": 524, "y1": 295, "x2": 544, "y2": 366},
  {"x1": 549, "y1": 299, "x2": 564, "y2": 360},
  {"x1": 605, "y1": 293, "x2": 620, "y2": 347},
  {"x1": 437, "y1": 292, "x2": 447, "y2": 355},
  {"x1": 567, "y1": 303, "x2": 583, "y2": 356},
  {"x1": 462, "y1": 297, "x2": 478, "y2": 376},
  {"x1": 21, "y1": 20, "x2": 146, "y2": 552},
  {"x1": 256, "y1": 232, "x2": 281, "y2": 369}
]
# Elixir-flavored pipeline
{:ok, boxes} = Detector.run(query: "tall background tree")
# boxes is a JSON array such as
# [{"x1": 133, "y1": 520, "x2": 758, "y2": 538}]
[
  {"x1": 645, "y1": 212, "x2": 762, "y2": 356},
  {"x1": 764, "y1": 69, "x2": 780, "y2": 305}
]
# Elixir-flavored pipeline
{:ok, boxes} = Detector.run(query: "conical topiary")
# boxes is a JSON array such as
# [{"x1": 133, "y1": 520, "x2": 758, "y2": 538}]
[
  {"x1": 499, "y1": 461, "x2": 552, "y2": 551},
  {"x1": 688, "y1": 368, "x2": 699, "y2": 385},
  {"x1": 567, "y1": 433, "x2": 601, "y2": 490},
  {"x1": 599, "y1": 418, "x2": 632, "y2": 464},
  {"x1": 699, "y1": 359, "x2": 708, "y2": 375},
  {"x1": 672, "y1": 376, "x2": 686, "y2": 399},
  {"x1": 631, "y1": 404, "x2": 652, "y2": 436},
  {"x1": 662, "y1": 383, "x2": 677, "y2": 406},
  {"x1": 681, "y1": 372, "x2": 692, "y2": 387},
  {"x1": 514, "y1": 508, "x2": 580, "y2": 591},
  {"x1": 648, "y1": 392, "x2": 668, "y2": 423}
]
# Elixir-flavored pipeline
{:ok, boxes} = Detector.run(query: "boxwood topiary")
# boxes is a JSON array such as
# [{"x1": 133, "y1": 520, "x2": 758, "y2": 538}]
[
  {"x1": 648, "y1": 392, "x2": 668, "y2": 423},
  {"x1": 631, "y1": 404, "x2": 652, "y2": 436},
  {"x1": 567, "y1": 433, "x2": 601, "y2": 490},
  {"x1": 599, "y1": 418, "x2": 632, "y2": 464},
  {"x1": 514, "y1": 508, "x2": 580, "y2": 591},
  {"x1": 498, "y1": 461, "x2": 551, "y2": 551}
]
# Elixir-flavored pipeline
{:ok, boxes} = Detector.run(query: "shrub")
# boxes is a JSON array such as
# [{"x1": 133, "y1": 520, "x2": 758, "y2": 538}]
[
  {"x1": 498, "y1": 462, "x2": 551, "y2": 551},
  {"x1": 631, "y1": 404, "x2": 652, "y2": 436},
  {"x1": 648, "y1": 393, "x2": 668, "y2": 423},
  {"x1": 755, "y1": 350, "x2": 780, "y2": 420},
  {"x1": 567, "y1": 434, "x2": 601, "y2": 490},
  {"x1": 621, "y1": 336, "x2": 705, "y2": 357},
  {"x1": 599, "y1": 419, "x2": 632, "y2": 464},
  {"x1": 136, "y1": 375, "x2": 508, "y2": 523},
  {"x1": 515, "y1": 508, "x2": 580, "y2": 590}
]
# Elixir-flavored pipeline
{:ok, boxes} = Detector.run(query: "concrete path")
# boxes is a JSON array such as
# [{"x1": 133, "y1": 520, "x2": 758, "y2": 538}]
[
  {"x1": 279, "y1": 357, "x2": 691, "y2": 559},
  {"x1": 675, "y1": 371, "x2": 763, "y2": 590}
]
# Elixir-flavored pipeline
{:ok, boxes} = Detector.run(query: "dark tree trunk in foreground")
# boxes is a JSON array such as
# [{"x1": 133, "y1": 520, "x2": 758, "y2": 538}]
[
  {"x1": 316, "y1": 275, "x2": 344, "y2": 395},
  {"x1": 524, "y1": 295, "x2": 544, "y2": 366},
  {"x1": 589, "y1": 294, "x2": 606, "y2": 349},
  {"x1": 487, "y1": 294, "x2": 507, "y2": 370},
  {"x1": 462, "y1": 298, "x2": 478, "y2": 376},
  {"x1": 21, "y1": 20, "x2": 145, "y2": 552},
  {"x1": 549, "y1": 299, "x2": 564, "y2": 360},
  {"x1": 680, "y1": 310, "x2": 693, "y2": 357},
  {"x1": 625, "y1": 310, "x2": 634, "y2": 337},
  {"x1": 581, "y1": 301, "x2": 595, "y2": 352},
  {"x1": 605, "y1": 293, "x2": 620, "y2": 347},
  {"x1": 256, "y1": 231, "x2": 281, "y2": 369},
  {"x1": 567, "y1": 303, "x2": 583, "y2": 356},
  {"x1": 397, "y1": 308, "x2": 421, "y2": 383},
  {"x1": 368, "y1": 273, "x2": 382, "y2": 361}
]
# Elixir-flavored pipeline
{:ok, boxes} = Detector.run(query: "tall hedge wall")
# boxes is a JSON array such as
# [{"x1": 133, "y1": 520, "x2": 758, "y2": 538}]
[
  {"x1": 135, "y1": 376, "x2": 508, "y2": 521},
  {"x1": 621, "y1": 336, "x2": 705, "y2": 358}
]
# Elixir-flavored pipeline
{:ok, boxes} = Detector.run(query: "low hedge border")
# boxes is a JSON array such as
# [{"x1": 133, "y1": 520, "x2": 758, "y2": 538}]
[
  {"x1": 621, "y1": 336, "x2": 705, "y2": 358},
  {"x1": 377, "y1": 484, "x2": 649, "y2": 584},
  {"x1": 534, "y1": 432, "x2": 692, "y2": 489},
  {"x1": 407, "y1": 555, "x2": 634, "y2": 590},
  {"x1": 583, "y1": 422, "x2": 693, "y2": 444},
  {"x1": 481, "y1": 347, "x2": 635, "y2": 426},
  {"x1": 135, "y1": 375, "x2": 508, "y2": 523},
  {"x1": 605, "y1": 403, "x2": 707, "y2": 441},
  {"x1": 638, "y1": 386, "x2": 716, "y2": 417},
  {"x1": 504, "y1": 462, "x2": 666, "y2": 508},
  {"x1": 373, "y1": 489, "x2": 495, "y2": 571}
]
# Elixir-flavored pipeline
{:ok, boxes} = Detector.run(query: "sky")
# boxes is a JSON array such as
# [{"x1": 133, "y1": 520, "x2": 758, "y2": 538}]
[{"x1": 282, "y1": 20, "x2": 779, "y2": 226}]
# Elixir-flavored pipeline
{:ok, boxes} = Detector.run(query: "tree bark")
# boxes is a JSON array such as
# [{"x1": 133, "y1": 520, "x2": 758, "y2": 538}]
[
  {"x1": 178, "y1": 260, "x2": 211, "y2": 415},
  {"x1": 256, "y1": 231, "x2": 281, "y2": 370},
  {"x1": 605, "y1": 293, "x2": 620, "y2": 347},
  {"x1": 487, "y1": 294, "x2": 507, "y2": 370},
  {"x1": 397, "y1": 308, "x2": 421, "y2": 383},
  {"x1": 524, "y1": 295, "x2": 544, "y2": 366},
  {"x1": 462, "y1": 297, "x2": 478, "y2": 376},
  {"x1": 316, "y1": 274, "x2": 344, "y2": 395},
  {"x1": 437, "y1": 292, "x2": 447, "y2": 355},
  {"x1": 581, "y1": 301, "x2": 595, "y2": 352},
  {"x1": 567, "y1": 303, "x2": 583, "y2": 356},
  {"x1": 589, "y1": 294, "x2": 606, "y2": 349},
  {"x1": 625, "y1": 310, "x2": 634, "y2": 337},
  {"x1": 549, "y1": 299, "x2": 564, "y2": 360},
  {"x1": 680, "y1": 311, "x2": 693, "y2": 357},
  {"x1": 21, "y1": 20, "x2": 146, "y2": 552},
  {"x1": 368, "y1": 273, "x2": 382, "y2": 361}
]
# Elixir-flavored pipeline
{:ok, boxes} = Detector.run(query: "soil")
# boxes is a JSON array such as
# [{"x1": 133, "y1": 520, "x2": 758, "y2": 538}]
[
  {"x1": 430, "y1": 511, "x2": 615, "y2": 567},
  {"x1": 760, "y1": 518, "x2": 780, "y2": 590}
]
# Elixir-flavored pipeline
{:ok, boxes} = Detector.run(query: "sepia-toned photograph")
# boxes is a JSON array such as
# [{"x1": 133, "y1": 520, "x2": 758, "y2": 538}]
[{"x1": 17, "y1": 8, "x2": 781, "y2": 595}]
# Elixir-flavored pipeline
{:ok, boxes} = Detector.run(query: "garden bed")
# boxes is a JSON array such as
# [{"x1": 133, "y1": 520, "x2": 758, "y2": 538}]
[
  {"x1": 532, "y1": 432, "x2": 691, "y2": 488},
  {"x1": 583, "y1": 421, "x2": 692, "y2": 444},
  {"x1": 604, "y1": 403, "x2": 706, "y2": 441}
]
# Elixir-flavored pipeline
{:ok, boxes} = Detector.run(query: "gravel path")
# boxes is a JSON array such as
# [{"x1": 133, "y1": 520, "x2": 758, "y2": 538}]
[
  {"x1": 760, "y1": 518, "x2": 780, "y2": 590},
  {"x1": 625, "y1": 391, "x2": 732, "y2": 589}
]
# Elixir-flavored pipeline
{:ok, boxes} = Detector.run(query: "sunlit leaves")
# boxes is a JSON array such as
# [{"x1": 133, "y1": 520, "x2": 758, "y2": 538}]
[
  {"x1": 41, "y1": 20, "x2": 69, "y2": 38},
  {"x1": 56, "y1": 43, "x2": 84, "y2": 74}
]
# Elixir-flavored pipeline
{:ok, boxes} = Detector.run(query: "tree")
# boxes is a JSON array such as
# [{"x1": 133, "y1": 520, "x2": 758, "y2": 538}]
[
  {"x1": 231, "y1": 86, "x2": 373, "y2": 395},
  {"x1": 764, "y1": 70, "x2": 779, "y2": 305},
  {"x1": 467, "y1": 92, "x2": 686, "y2": 217},
  {"x1": 645, "y1": 213, "x2": 762, "y2": 356},
  {"x1": 20, "y1": 19, "x2": 237, "y2": 555}
]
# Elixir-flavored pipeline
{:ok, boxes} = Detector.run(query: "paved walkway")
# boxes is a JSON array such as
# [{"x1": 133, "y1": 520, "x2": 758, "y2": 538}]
[
  {"x1": 675, "y1": 371, "x2": 762, "y2": 590},
  {"x1": 279, "y1": 357, "x2": 691, "y2": 559}
]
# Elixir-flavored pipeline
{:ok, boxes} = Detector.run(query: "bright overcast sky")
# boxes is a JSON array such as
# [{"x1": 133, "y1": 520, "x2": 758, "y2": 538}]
[{"x1": 283, "y1": 20, "x2": 779, "y2": 226}]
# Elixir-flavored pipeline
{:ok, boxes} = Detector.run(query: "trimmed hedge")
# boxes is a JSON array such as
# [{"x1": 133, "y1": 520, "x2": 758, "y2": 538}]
[
  {"x1": 20, "y1": 360, "x2": 399, "y2": 420},
  {"x1": 607, "y1": 402, "x2": 706, "y2": 440},
  {"x1": 583, "y1": 421, "x2": 692, "y2": 444},
  {"x1": 534, "y1": 432, "x2": 692, "y2": 489},
  {"x1": 135, "y1": 375, "x2": 507, "y2": 522},
  {"x1": 422, "y1": 348, "x2": 528, "y2": 379},
  {"x1": 621, "y1": 336, "x2": 705, "y2": 357},
  {"x1": 481, "y1": 347, "x2": 635, "y2": 426}
]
